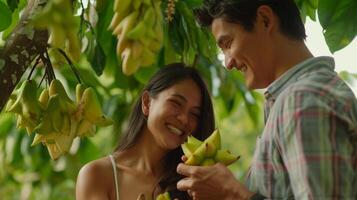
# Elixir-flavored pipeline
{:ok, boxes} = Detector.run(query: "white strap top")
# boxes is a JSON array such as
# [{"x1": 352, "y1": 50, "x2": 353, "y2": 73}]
[{"x1": 109, "y1": 154, "x2": 120, "y2": 200}]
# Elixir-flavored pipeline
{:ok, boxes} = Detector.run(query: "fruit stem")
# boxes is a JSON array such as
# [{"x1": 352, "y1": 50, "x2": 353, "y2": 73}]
[
  {"x1": 57, "y1": 48, "x2": 82, "y2": 84},
  {"x1": 27, "y1": 55, "x2": 41, "y2": 80}
]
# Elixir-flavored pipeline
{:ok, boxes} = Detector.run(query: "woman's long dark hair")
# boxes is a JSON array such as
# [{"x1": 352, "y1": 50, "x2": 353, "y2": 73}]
[{"x1": 115, "y1": 63, "x2": 215, "y2": 199}]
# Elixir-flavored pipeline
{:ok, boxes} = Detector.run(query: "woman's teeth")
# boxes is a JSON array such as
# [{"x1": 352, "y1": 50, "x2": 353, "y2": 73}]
[{"x1": 167, "y1": 125, "x2": 183, "y2": 136}]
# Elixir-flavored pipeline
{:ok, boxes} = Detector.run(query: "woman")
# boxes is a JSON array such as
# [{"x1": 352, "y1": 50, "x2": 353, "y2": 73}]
[{"x1": 76, "y1": 63, "x2": 215, "y2": 200}]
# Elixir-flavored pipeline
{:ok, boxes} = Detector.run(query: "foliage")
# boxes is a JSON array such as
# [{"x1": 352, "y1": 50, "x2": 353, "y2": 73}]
[{"x1": 0, "y1": 0, "x2": 356, "y2": 199}]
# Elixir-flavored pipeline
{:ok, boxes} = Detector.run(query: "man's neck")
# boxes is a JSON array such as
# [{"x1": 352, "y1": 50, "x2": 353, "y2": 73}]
[{"x1": 273, "y1": 38, "x2": 313, "y2": 81}]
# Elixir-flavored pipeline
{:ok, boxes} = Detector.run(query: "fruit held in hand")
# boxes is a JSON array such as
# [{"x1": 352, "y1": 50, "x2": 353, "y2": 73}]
[
  {"x1": 156, "y1": 192, "x2": 171, "y2": 200},
  {"x1": 182, "y1": 129, "x2": 239, "y2": 166}
]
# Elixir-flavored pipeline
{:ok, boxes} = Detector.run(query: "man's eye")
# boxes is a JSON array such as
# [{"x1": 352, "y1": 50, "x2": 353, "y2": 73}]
[{"x1": 224, "y1": 40, "x2": 232, "y2": 48}]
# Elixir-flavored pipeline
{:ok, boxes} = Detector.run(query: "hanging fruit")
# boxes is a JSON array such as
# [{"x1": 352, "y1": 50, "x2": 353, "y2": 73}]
[
  {"x1": 6, "y1": 79, "x2": 113, "y2": 160},
  {"x1": 31, "y1": 0, "x2": 81, "y2": 62},
  {"x1": 109, "y1": 0, "x2": 164, "y2": 75}
]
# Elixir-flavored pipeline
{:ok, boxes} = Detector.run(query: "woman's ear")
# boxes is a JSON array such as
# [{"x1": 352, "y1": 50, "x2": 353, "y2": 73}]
[{"x1": 141, "y1": 91, "x2": 151, "y2": 116}]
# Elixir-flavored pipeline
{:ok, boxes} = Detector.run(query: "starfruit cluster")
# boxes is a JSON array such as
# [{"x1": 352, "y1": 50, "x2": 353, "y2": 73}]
[
  {"x1": 109, "y1": 0, "x2": 164, "y2": 75},
  {"x1": 31, "y1": 0, "x2": 81, "y2": 62},
  {"x1": 156, "y1": 192, "x2": 171, "y2": 200},
  {"x1": 182, "y1": 129, "x2": 239, "y2": 166},
  {"x1": 5, "y1": 79, "x2": 113, "y2": 160}
]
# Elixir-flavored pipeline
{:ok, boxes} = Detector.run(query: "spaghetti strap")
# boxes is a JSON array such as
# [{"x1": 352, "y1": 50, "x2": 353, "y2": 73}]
[{"x1": 109, "y1": 154, "x2": 120, "y2": 200}]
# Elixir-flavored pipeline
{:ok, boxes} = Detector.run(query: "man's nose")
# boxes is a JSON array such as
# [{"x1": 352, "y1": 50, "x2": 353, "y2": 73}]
[{"x1": 224, "y1": 55, "x2": 235, "y2": 70}]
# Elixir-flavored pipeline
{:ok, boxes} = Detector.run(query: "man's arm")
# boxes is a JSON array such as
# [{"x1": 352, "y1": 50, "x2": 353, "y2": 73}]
[{"x1": 176, "y1": 163, "x2": 256, "y2": 200}]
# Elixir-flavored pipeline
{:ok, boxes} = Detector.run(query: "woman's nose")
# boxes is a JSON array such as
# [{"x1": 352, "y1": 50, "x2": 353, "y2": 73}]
[{"x1": 176, "y1": 112, "x2": 189, "y2": 126}]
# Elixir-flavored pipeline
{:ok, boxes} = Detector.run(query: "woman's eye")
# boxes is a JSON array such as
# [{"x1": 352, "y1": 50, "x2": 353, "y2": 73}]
[
  {"x1": 170, "y1": 100, "x2": 181, "y2": 107},
  {"x1": 191, "y1": 112, "x2": 200, "y2": 119}
]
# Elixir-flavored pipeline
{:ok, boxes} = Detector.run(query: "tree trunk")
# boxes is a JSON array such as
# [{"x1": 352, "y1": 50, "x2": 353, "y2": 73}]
[{"x1": 0, "y1": 0, "x2": 48, "y2": 111}]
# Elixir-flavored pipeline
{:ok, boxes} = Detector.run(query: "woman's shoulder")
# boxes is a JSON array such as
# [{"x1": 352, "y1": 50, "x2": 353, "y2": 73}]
[
  {"x1": 78, "y1": 156, "x2": 114, "y2": 182},
  {"x1": 76, "y1": 156, "x2": 114, "y2": 199}
]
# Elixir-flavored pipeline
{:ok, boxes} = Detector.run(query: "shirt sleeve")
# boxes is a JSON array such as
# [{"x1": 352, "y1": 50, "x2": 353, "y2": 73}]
[{"x1": 276, "y1": 89, "x2": 356, "y2": 199}]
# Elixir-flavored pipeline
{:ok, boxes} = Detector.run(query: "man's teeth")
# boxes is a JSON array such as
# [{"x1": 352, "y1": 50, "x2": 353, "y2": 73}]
[{"x1": 167, "y1": 125, "x2": 183, "y2": 136}]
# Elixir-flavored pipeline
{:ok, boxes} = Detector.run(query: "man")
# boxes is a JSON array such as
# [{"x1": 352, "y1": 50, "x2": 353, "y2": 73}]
[{"x1": 176, "y1": 0, "x2": 357, "y2": 199}]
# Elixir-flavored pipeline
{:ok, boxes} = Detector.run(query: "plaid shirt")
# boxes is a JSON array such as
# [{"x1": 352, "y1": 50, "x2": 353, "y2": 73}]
[{"x1": 245, "y1": 56, "x2": 357, "y2": 199}]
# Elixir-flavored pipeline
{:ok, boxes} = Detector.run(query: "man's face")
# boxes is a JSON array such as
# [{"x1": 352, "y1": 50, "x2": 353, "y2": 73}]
[{"x1": 211, "y1": 17, "x2": 276, "y2": 89}]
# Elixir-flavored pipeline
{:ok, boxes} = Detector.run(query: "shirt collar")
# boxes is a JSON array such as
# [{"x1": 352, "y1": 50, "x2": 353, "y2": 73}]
[{"x1": 264, "y1": 56, "x2": 335, "y2": 100}]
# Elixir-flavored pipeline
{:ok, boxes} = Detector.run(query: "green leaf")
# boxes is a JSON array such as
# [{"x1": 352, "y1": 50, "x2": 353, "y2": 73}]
[
  {"x1": 339, "y1": 71, "x2": 357, "y2": 85},
  {"x1": 177, "y1": 1, "x2": 199, "y2": 52},
  {"x1": 308, "y1": 0, "x2": 318, "y2": 9},
  {"x1": 323, "y1": 21, "x2": 356, "y2": 53},
  {"x1": 5, "y1": 128, "x2": 24, "y2": 165},
  {"x1": 95, "y1": 0, "x2": 118, "y2": 74},
  {"x1": 169, "y1": 20, "x2": 184, "y2": 55},
  {"x1": 6, "y1": 0, "x2": 18, "y2": 11},
  {"x1": 0, "y1": 113, "x2": 13, "y2": 138},
  {"x1": 180, "y1": 15, "x2": 191, "y2": 53},
  {"x1": 219, "y1": 78, "x2": 237, "y2": 113},
  {"x1": 305, "y1": 2, "x2": 316, "y2": 21},
  {"x1": 183, "y1": 0, "x2": 203, "y2": 8},
  {"x1": 0, "y1": 1, "x2": 12, "y2": 31},
  {"x1": 243, "y1": 92, "x2": 260, "y2": 125},
  {"x1": 77, "y1": 138, "x2": 102, "y2": 164},
  {"x1": 96, "y1": 0, "x2": 115, "y2": 51},
  {"x1": 214, "y1": 96, "x2": 229, "y2": 119},
  {"x1": 134, "y1": 66, "x2": 159, "y2": 84},
  {"x1": 318, "y1": 0, "x2": 349, "y2": 29},
  {"x1": 1, "y1": 7, "x2": 19, "y2": 40},
  {"x1": 318, "y1": 0, "x2": 357, "y2": 52},
  {"x1": 89, "y1": 42, "x2": 106, "y2": 76}
]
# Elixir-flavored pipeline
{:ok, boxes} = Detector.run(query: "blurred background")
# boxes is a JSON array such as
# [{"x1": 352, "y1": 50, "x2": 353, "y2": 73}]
[{"x1": 0, "y1": 0, "x2": 356, "y2": 199}]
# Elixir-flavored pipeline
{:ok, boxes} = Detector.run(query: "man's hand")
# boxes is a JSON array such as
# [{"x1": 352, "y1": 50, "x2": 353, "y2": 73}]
[{"x1": 176, "y1": 163, "x2": 254, "y2": 200}]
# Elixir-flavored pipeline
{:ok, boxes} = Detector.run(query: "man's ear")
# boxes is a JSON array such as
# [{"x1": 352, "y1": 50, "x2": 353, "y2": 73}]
[
  {"x1": 142, "y1": 91, "x2": 151, "y2": 116},
  {"x1": 257, "y1": 5, "x2": 275, "y2": 32}
]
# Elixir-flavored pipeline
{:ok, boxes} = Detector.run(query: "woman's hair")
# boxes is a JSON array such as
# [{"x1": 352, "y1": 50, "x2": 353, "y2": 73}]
[
  {"x1": 115, "y1": 63, "x2": 215, "y2": 199},
  {"x1": 195, "y1": 0, "x2": 306, "y2": 41}
]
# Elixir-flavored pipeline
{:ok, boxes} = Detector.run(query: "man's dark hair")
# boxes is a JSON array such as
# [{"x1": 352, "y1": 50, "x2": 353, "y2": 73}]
[{"x1": 195, "y1": 0, "x2": 306, "y2": 40}]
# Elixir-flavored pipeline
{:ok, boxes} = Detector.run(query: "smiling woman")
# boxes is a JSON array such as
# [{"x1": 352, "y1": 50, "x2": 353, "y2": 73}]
[{"x1": 75, "y1": 63, "x2": 215, "y2": 200}]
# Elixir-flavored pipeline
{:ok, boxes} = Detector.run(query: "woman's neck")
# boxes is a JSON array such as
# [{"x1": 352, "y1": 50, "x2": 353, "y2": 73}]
[{"x1": 116, "y1": 127, "x2": 167, "y2": 177}]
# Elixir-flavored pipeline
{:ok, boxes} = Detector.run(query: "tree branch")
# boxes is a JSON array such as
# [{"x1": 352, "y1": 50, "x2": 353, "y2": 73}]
[{"x1": 0, "y1": 0, "x2": 48, "y2": 111}]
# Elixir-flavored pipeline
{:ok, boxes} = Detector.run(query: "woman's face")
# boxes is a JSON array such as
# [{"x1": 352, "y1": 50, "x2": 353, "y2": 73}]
[{"x1": 143, "y1": 79, "x2": 202, "y2": 150}]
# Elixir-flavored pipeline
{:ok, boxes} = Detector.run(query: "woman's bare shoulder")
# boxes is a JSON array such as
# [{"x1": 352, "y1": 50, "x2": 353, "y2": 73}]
[
  {"x1": 78, "y1": 157, "x2": 113, "y2": 179},
  {"x1": 76, "y1": 156, "x2": 114, "y2": 199}
]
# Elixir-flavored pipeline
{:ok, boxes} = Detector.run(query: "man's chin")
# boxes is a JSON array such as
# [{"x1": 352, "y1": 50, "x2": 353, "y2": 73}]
[
  {"x1": 246, "y1": 80, "x2": 268, "y2": 90},
  {"x1": 245, "y1": 81, "x2": 255, "y2": 90}
]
